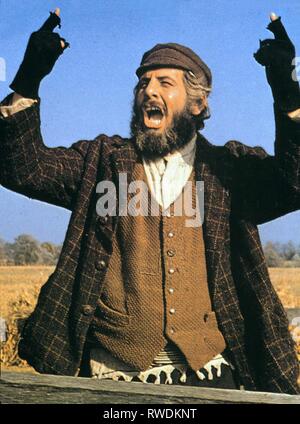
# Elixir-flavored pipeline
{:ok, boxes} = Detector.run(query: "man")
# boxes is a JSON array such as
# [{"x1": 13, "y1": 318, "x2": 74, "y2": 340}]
[{"x1": 0, "y1": 9, "x2": 299, "y2": 394}]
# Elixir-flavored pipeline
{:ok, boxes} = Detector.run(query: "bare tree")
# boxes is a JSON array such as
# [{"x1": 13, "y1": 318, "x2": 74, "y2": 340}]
[
  {"x1": 13, "y1": 234, "x2": 40, "y2": 265},
  {"x1": 264, "y1": 242, "x2": 284, "y2": 267}
]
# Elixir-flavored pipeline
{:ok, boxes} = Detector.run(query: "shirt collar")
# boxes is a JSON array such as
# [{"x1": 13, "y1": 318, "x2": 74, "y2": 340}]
[
  {"x1": 144, "y1": 134, "x2": 197, "y2": 170},
  {"x1": 164, "y1": 134, "x2": 197, "y2": 162}
]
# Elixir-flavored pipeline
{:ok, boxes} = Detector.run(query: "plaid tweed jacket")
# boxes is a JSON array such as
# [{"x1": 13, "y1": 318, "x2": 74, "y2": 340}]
[{"x1": 0, "y1": 98, "x2": 299, "y2": 394}]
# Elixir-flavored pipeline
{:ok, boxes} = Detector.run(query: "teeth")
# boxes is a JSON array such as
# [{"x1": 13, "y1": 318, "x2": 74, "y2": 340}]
[
  {"x1": 144, "y1": 105, "x2": 164, "y2": 127},
  {"x1": 145, "y1": 106, "x2": 163, "y2": 113}
]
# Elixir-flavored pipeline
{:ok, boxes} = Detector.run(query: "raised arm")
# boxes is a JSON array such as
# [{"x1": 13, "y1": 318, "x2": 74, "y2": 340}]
[
  {"x1": 0, "y1": 9, "x2": 90, "y2": 210},
  {"x1": 231, "y1": 14, "x2": 300, "y2": 224},
  {"x1": 10, "y1": 8, "x2": 69, "y2": 99}
]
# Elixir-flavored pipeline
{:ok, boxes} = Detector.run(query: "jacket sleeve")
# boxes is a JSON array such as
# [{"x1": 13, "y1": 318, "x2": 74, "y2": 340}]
[
  {"x1": 0, "y1": 98, "x2": 90, "y2": 211},
  {"x1": 230, "y1": 105, "x2": 300, "y2": 224}
]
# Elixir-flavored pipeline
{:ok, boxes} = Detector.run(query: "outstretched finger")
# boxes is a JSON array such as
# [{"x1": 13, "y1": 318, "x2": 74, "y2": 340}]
[
  {"x1": 38, "y1": 8, "x2": 61, "y2": 32},
  {"x1": 267, "y1": 13, "x2": 293, "y2": 45}
]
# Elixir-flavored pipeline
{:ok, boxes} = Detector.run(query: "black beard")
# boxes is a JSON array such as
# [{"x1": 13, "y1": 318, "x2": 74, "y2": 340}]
[{"x1": 130, "y1": 103, "x2": 197, "y2": 160}]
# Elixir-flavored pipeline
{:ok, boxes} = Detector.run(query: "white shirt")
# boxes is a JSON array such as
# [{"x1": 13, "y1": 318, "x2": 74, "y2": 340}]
[{"x1": 143, "y1": 135, "x2": 196, "y2": 210}]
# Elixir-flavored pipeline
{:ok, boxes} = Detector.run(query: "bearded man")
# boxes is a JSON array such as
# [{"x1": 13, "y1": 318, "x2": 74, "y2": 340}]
[{"x1": 0, "y1": 9, "x2": 299, "y2": 394}]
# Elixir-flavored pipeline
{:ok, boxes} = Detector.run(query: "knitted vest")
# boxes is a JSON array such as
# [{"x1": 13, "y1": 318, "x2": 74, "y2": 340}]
[{"x1": 89, "y1": 161, "x2": 226, "y2": 371}]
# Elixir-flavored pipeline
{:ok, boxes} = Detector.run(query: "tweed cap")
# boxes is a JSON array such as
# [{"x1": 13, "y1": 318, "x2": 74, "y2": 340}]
[{"x1": 136, "y1": 43, "x2": 212, "y2": 87}]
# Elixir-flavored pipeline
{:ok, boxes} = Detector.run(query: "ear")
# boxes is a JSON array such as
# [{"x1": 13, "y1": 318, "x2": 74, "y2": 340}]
[{"x1": 190, "y1": 101, "x2": 204, "y2": 117}]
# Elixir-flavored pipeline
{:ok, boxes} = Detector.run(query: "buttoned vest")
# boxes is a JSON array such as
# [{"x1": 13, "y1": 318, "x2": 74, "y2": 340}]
[{"x1": 89, "y1": 160, "x2": 226, "y2": 371}]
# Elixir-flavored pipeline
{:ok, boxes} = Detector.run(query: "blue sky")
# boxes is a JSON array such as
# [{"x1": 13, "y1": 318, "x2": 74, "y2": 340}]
[{"x1": 0, "y1": 0, "x2": 300, "y2": 244}]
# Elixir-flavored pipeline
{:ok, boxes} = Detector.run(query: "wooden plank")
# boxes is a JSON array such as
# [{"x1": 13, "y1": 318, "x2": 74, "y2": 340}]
[{"x1": 0, "y1": 371, "x2": 299, "y2": 404}]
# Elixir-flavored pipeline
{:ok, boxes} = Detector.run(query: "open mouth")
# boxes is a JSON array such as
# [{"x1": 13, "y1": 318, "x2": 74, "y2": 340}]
[{"x1": 143, "y1": 105, "x2": 165, "y2": 129}]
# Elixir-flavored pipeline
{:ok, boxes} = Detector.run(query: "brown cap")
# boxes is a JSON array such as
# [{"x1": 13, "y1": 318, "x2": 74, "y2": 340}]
[{"x1": 136, "y1": 43, "x2": 212, "y2": 87}]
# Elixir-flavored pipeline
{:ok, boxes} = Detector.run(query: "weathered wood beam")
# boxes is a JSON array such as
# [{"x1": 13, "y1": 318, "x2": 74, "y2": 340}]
[{"x1": 0, "y1": 371, "x2": 299, "y2": 404}]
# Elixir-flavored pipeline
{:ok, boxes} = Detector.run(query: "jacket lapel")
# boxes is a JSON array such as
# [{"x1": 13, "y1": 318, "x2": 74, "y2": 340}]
[
  {"x1": 194, "y1": 134, "x2": 232, "y2": 296},
  {"x1": 95, "y1": 137, "x2": 138, "y2": 245}
]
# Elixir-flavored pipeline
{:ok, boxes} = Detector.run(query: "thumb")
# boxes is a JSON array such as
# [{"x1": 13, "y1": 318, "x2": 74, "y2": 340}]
[
  {"x1": 267, "y1": 13, "x2": 293, "y2": 45},
  {"x1": 38, "y1": 8, "x2": 61, "y2": 32},
  {"x1": 270, "y1": 12, "x2": 278, "y2": 22}
]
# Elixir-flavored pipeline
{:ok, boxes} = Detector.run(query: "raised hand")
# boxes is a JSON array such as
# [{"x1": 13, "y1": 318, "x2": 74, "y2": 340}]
[
  {"x1": 10, "y1": 8, "x2": 69, "y2": 99},
  {"x1": 254, "y1": 13, "x2": 300, "y2": 112}
]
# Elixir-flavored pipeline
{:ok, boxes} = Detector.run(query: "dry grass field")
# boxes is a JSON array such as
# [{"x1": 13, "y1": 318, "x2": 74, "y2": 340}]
[
  {"x1": 0, "y1": 266, "x2": 54, "y2": 372},
  {"x1": 269, "y1": 268, "x2": 300, "y2": 308},
  {"x1": 0, "y1": 266, "x2": 55, "y2": 320},
  {"x1": 0, "y1": 266, "x2": 299, "y2": 373}
]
